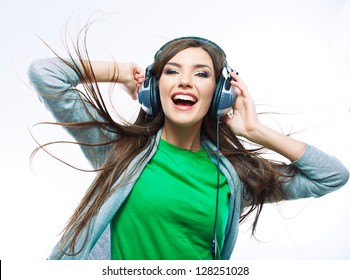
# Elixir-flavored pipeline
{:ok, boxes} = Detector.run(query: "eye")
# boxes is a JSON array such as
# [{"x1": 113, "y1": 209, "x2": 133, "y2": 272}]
[
  {"x1": 196, "y1": 71, "x2": 209, "y2": 78},
  {"x1": 164, "y1": 68, "x2": 179, "y2": 75}
]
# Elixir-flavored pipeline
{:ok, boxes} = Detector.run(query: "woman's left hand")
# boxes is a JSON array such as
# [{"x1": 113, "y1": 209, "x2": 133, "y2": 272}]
[
  {"x1": 222, "y1": 71, "x2": 261, "y2": 140},
  {"x1": 222, "y1": 72, "x2": 307, "y2": 160}
]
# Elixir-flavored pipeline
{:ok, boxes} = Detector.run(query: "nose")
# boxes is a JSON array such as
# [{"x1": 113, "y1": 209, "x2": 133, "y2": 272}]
[{"x1": 178, "y1": 72, "x2": 193, "y2": 88}]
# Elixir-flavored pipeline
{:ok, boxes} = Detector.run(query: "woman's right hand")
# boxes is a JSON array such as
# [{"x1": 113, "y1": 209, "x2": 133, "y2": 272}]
[
  {"x1": 81, "y1": 60, "x2": 145, "y2": 100},
  {"x1": 117, "y1": 62, "x2": 145, "y2": 100}
]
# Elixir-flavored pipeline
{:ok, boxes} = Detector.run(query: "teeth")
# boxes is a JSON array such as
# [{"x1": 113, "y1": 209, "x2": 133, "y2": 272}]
[{"x1": 173, "y1": 94, "x2": 196, "y2": 102}]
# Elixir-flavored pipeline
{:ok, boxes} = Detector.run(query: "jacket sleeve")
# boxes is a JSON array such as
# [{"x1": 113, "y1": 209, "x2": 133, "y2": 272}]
[
  {"x1": 27, "y1": 57, "x2": 115, "y2": 169},
  {"x1": 279, "y1": 144, "x2": 349, "y2": 200}
]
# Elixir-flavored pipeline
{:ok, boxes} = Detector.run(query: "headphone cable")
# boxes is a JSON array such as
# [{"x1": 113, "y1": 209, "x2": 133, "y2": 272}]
[{"x1": 212, "y1": 117, "x2": 221, "y2": 259}]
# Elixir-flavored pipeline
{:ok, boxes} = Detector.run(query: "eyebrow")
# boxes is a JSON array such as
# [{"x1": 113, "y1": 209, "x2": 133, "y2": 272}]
[{"x1": 165, "y1": 62, "x2": 213, "y2": 72}]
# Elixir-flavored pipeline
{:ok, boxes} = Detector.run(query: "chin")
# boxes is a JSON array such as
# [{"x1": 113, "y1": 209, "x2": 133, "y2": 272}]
[{"x1": 165, "y1": 114, "x2": 204, "y2": 128}]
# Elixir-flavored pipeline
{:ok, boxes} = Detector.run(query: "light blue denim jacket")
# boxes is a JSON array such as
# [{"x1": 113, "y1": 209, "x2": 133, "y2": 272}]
[{"x1": 28, "y1": 58, "x2": 349, "y2": 260}]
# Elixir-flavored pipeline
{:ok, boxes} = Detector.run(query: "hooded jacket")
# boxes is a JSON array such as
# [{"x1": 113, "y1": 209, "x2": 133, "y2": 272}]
[{"x1": 28, "y1": 58, "x2": 349, "y2": 260}]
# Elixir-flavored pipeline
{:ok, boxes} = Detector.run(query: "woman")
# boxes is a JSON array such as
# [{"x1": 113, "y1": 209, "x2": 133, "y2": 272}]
[{"x1": 28, "y1": 36, "x2": 349, "y2": 260}]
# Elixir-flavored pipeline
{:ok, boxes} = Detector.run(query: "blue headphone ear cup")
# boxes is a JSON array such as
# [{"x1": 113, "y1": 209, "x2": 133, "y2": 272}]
[
  {"x1": 138, "y1": 66, "x2": 161, "y2": 116},
  {"x1": 208, "y1": 75, "x2": 237, "y2": 119},
  {"x1": 208, "y1": 76, "x2": 225, "y2": 119},
  {"x1": 138, "y1": 77, "x2": 153, "y2": 115},
  {"x1": 149, "y1": 75, "x2": 161, "y2": 116}
]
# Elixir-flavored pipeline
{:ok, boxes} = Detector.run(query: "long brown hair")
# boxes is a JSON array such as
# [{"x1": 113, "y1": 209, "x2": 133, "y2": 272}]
[{"x1": 33, "y1": 32, "x2": 295, "y2": 257}]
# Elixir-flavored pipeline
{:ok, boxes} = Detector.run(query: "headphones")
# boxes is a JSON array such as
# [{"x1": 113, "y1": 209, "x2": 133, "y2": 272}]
[{"x1": 138, "y1": 36, "x2": 237, "y2": 119}]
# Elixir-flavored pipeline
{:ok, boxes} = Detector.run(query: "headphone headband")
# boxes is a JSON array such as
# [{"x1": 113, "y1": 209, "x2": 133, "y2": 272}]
[{"x1": 154, "y1": 36, "x2": 227, "y2": 60}]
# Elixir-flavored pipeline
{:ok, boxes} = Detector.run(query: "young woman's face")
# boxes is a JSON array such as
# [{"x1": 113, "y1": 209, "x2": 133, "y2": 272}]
[{"x1": 158, "y1": 47, "x2": 216, "y2": 127}]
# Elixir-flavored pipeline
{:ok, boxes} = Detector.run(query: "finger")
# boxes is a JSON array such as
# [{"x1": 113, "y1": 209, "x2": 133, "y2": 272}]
[
  {"x1": 135, "y1": 67, "x2": 145, "y2": 76},
  {"x1": 135, "y1": 72, "x2": 146, "y2": 83},
  {"x1": 230, "y1": 79, "x2": 250, "y2": 98},
  {"x1": 137, "y1": 76, "x2": 145, "y2": 84},
  {"x1": 230, "y1": 81, "x2": 242, "y2": 96},
  {"x1": 230, "y1": 70, "x2": 240, "y2": 81},
  {"x1": 228, "y1": 70, "x2": 242, "y2": 94}
]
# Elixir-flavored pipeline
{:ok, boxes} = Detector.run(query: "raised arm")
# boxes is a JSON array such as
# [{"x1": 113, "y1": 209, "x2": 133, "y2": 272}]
[
  {"x1": 224, "y1": 71, "x2": 306, "y2": 161},
  {"x1": 27, "y1": 57, "x2": 144, "y2": 169},
  {"x1": 224, "y1": 71, "x2": 349, "y2": 201},
  {"x1": 80, "y1": 60, "x2": 145, "y2": 100}
]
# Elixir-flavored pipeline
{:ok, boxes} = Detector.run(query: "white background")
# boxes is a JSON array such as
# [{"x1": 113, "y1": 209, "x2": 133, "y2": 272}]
[{"x1": 0, "y1": 0, "x2": 349, "y2": 261}]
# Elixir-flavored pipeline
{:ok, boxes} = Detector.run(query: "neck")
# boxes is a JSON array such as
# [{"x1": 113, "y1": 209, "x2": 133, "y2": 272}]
[{"x1": 161, "y1": 120, "x2": 202, "y2": 151}]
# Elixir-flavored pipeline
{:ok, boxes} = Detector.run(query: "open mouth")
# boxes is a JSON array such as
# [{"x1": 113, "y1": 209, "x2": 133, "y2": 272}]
[{"x1": 172, "y1": 94, "x2": 198, "y2": 107}]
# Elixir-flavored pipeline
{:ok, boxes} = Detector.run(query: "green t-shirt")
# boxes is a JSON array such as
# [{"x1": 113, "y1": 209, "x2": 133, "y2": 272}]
[{"x1": 110, "y1": 139, "x2": 231, "y2": 260}]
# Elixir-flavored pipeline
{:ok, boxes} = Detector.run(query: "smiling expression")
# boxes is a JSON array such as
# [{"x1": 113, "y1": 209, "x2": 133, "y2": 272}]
[{"x1": 158, "y1": 47, "x2": 216, "y2": 128}]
